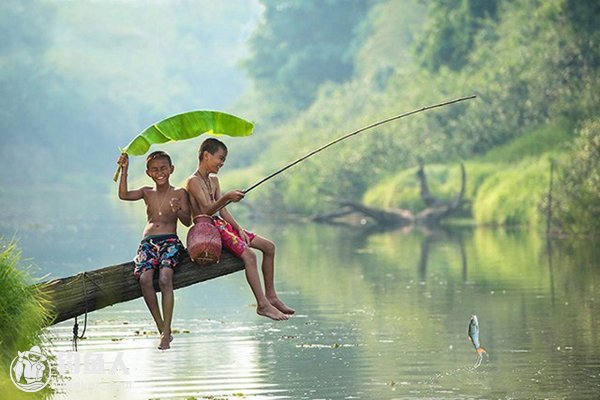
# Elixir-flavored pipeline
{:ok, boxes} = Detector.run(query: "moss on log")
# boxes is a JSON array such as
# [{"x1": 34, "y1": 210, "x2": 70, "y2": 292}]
[{"x1": 37, "y1": 252, "x2": 244, "y2": 326}]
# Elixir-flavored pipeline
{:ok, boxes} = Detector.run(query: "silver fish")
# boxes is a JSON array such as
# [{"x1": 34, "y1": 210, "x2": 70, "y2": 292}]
[{"x1": 468, "y1": 315, "x2": 487, "y2": 355}]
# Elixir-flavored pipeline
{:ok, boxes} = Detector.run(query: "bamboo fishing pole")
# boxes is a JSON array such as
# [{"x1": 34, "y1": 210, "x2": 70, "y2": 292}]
[{"x1": 242, "y1": 95, "x2": 476, "y2": 194}]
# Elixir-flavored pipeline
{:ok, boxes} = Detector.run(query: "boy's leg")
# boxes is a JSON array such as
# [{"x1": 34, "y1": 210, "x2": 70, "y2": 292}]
[
  {"x1": 139, "y1": 269, "x2": 164, "y2": 333},
  {"x1": 239, "y1": 248, "x2": 288, "y2": 321},
  {"x1": 250, "y1": 235, "x2": 295, "y2": 315},
  {"x1": 158, "y1": 267, "x2": 174, "y2": 350}
]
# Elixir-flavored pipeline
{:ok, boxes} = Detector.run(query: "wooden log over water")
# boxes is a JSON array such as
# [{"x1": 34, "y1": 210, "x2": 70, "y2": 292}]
[{"x1": 37, "y1": 253, "x2": 244, "y2": 326}]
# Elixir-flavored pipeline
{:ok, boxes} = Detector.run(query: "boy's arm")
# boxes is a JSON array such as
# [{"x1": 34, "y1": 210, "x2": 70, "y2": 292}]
[
  {"x1": 187, "y1": 176, "x2": 242, "y2": 217},
  {"x1": 175, "y1": 188, "x2": 192, "y2": 227},
  {"x1": 117, "y1": 154, "x2": 145, "y2": 201},
  {"x1": 215, "y1": 179, "x2": 249, "y2": 242}
]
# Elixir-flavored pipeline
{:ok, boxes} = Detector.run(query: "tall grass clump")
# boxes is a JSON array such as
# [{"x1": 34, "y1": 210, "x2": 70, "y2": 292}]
[
  {"x1": 473, "y1": 157, "x2": 551, "y2": 227},
  {"x1": 0, "y1": 240, "x2": 52, "y2": 398}
]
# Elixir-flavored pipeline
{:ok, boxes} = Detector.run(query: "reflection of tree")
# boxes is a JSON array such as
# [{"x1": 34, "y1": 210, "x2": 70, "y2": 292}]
[
  {"x1": 546, "y1": 236, "x2": 556, "y2": 307},
  {"x1": 415, "y1": 229, "x2": 468, "y2": 283},
  {"x1": 417, "y1": 235, "x2": 430, "y2": 282}
]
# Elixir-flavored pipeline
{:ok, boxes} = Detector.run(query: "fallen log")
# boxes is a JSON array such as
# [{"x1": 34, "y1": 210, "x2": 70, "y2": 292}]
[
  {"x1": 37, "y1": 252, "x2": 244, "y2": 326},
  {"x1": 312, "y1": 163, "x2": 466, "y2": 228}
]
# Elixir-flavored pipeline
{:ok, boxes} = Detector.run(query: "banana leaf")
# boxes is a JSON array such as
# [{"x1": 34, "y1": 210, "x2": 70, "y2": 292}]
[{"x1": 114, "y1": 110, "x2": 254, "y2": 181}]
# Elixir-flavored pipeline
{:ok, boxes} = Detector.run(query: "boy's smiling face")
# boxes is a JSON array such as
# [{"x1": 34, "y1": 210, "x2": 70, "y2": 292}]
[
  {"x1": 205, "y1": 148, "x2": 227, "y2": 174},
  {"x1": 146, "y1": 157, "x2": 174, "y2": 185}
]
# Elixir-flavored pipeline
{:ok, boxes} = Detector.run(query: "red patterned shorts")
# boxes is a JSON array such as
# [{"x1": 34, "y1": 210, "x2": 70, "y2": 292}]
[{"x1": 212, "y1": 217, "x2": 256, "y2": 257}]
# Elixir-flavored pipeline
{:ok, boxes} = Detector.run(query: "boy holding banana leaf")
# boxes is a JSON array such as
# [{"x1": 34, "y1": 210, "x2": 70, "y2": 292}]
[
  {"x1": 117, "y1": 151, "x2": 191, "y2": 350},
  {"x1": 186, "y1": 138, "x2": 294, "y2": 321}
]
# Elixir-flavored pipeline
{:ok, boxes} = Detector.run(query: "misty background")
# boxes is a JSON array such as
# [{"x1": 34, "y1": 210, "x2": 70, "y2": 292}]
[
  {"x1": 1, "y1": 0, "x2": 261, "y2": 189},
  {"x1": 1, "y1": 0, "x2": 599, "y2": 233}
]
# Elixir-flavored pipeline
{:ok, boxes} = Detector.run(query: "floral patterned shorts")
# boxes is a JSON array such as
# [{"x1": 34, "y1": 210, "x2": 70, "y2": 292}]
[
  {"x1": 212, "y1": 217, "x2": 256, "y2": 257},
  {"x1": 133, "y1": 234, "x2": 185, "y2": 280}
]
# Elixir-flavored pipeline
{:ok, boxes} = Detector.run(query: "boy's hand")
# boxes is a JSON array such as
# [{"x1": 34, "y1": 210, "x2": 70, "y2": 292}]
[
  {"x1": 225, "y1": 190, "x2": 245, "y2": 203},
  {"x1": 238, "y1": 229, "x2": 250, "y2": 244},
  {"x1": 117, "y1": 153, "x2": 129, "y2": 169},
  {"x1": 169, "y1": 197, "x2": 181, "y2": 212}
]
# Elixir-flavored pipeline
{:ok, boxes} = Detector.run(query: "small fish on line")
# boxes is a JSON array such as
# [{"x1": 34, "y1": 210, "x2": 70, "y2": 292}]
[{"x1": 468, "y1": 315, "x2": 487, "y2": 355}]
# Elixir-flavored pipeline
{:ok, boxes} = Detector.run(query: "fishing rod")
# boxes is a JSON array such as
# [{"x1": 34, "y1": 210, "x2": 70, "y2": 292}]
[{"x1": 242, "y1": 95, "x2": 476, "y2": 194}]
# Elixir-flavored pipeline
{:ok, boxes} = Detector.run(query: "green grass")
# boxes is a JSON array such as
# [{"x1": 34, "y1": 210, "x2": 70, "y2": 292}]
[
  {"x1": 472, "y1": 156, "x2": 552, "y2": 226},
  {"x1": 478, "y1": 118, "x2": 572, "y2": 163},
  {"x1": 0, "y1": 241, "x2": 53, "y2": 399}
]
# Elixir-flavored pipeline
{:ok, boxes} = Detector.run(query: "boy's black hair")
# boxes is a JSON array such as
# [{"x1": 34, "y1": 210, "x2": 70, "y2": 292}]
[
  {"x1": 146, "y1": 150, "x2": 172, "y2": 169},
  {"x1": 198, "y1": 138, "x2": 228, "y2": 161}
]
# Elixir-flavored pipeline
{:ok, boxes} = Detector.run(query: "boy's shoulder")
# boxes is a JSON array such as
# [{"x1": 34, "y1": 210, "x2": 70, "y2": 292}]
[
  {"x1": 173, "y1": 186, "x2": 188, "y2": 194},
  {"x1": 184, "y1": 175, "x2": 197, "y2": 189},
  {"x1": 185, "y1": 174, "x2": 219, "y2": 186}
]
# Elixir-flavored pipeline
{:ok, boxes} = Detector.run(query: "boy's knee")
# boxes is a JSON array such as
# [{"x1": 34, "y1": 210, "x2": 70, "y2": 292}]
[
  {"x1": 242, "y1": 249, "x2": 257, "y2": 267},
  {"x1": 158, "y1": 272, "x2": 173, "y2": 290},
  {"x1": 263, "y1": 240, "x2": 276, "y2": 256},
  {"x1": 139, "y1": 271, "x2": 154, "y2": 288}
]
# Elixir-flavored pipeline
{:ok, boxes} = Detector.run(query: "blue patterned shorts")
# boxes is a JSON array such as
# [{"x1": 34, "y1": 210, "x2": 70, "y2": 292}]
[{"x1": 133, "y1": 234, "x2": 185, "y2": 280}]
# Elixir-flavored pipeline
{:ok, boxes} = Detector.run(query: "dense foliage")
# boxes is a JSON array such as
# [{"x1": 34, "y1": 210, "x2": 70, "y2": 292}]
[
  {"x1": 550, "y1": 120, "x2": 600, "y2": 234},
  {"x1": 415, "y1": 0, "x2": 500, "y2": 72},
  {"x1": 232, "y1": 0, "x2": 599, "y2": 233},
  {"x1": 242, "y1": 0, "x2": 370, "y2": 113}
]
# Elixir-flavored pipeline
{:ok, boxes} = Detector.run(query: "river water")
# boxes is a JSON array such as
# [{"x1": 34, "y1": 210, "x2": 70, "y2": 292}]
[{"x1": 1, "y1": 188, "x2": 599, "y2": 399}]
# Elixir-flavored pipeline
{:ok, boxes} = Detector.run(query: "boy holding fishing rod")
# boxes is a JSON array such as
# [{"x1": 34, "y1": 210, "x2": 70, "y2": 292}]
[
  {"x1": 186, "y1": 138, "x2": 294, "y2": 321},
  {"x1": 117, "y1": 151, "x2": 191, "y2": 350}
]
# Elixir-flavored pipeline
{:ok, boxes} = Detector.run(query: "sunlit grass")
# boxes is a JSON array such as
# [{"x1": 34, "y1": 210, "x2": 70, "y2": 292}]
[{"x1": 473, "y1": 155, "x2": 555, "y2": 227}]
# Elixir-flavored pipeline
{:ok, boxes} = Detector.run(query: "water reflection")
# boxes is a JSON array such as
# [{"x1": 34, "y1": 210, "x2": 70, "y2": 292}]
[{"x1": 2, "y1": 190, "x2": 599, "y2": 399}]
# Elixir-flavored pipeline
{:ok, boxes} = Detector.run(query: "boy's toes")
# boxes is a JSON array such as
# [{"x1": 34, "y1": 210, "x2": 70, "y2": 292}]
[
  {"x1": 158, "y1": 334, "x2": 171, "y2": 350},
  {"x1": 257, "y1": 305, "x2": 289, "y2": 321},
  {"x1": 269, "y1": 298, "x2": 295, "y2": 315}
]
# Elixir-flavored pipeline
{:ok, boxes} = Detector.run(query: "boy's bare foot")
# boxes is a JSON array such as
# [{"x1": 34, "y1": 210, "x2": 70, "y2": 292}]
[
  {"x1": 257, "y1": 304, "x2": 289, "y2": 321},
  {"x1": 158, "y1": 333, "x2": 172, "y2": 350},
  {"x1": 269, "y1": 297, "x2": 295, "y2": 315}
]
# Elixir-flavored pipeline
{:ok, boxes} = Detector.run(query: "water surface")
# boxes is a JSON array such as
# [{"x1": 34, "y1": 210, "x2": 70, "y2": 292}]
[{"x1": 2, "y1": 189, "x2": 599, "y2": 399}]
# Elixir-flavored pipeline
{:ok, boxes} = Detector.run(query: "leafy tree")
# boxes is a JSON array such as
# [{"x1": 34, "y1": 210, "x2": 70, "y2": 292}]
[
  {"x1": 550, "y1": 120, "x2": 600, "y2": 234},
  {"x1": 415, "y1": 0, "x2": 500, "y2": 71},
  {"x1": 242, "y1": 0, "x2": 371, "y2": 112}
]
